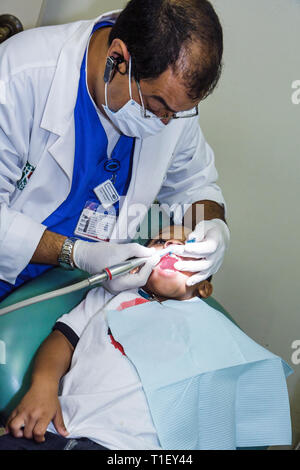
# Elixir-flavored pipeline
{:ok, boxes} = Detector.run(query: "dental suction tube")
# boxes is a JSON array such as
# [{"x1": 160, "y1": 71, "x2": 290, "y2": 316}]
[{"x1": 0, "y1": 257, "x2": 149, "y2": 317}]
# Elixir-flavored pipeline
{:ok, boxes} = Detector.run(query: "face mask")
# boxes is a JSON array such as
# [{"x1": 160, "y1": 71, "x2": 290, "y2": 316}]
[{"x1": 103, "y1": 57, "x2": 165, "y2": 139}]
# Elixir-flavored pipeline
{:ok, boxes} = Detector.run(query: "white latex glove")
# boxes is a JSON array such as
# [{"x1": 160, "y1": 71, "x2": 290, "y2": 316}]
[
  {"x1": 171, "y1": 219, "x2": 230, "y2": 286},
  {"x1": 73, "y1": 240, "x2": 156, "y2": 274},
  {"x1": 103, "y1": 253, "x2": 161, "y2": 295}
]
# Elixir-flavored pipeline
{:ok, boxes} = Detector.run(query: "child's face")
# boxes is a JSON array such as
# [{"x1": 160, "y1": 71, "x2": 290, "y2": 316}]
[{"x1": 143, "y1": 226, "x2": 212, "y2": 301}]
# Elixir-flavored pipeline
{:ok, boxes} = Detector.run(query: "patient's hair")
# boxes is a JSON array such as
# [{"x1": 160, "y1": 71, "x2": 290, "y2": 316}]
[{"x1": 109, "y1": 0, "x2": 223, "y2": 101}]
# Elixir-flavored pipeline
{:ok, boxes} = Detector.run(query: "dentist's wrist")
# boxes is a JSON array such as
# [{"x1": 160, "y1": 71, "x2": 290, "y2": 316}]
[
  {"x1": 58, "y1": 237, "x2": 78, "y2": 270},
  {"x1": 31, "y1": 230, "x2": 68, "y2": 266},
  {"x1": 183, "y1": 200, "x2": 226, "y2": 230}
]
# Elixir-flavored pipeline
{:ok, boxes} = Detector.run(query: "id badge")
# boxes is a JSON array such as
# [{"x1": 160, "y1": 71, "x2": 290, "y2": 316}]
[
  {"x1": 75, "y1": 201, "x2": 117, "y2": 241},
  {"x1": 94, "y1": 179, "x2": 120, "y2": 209}
]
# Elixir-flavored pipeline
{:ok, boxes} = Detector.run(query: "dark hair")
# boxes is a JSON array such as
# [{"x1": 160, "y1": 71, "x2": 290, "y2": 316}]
[{"x1": 109, "y1": 0, "x2": 223, "y2": 101}]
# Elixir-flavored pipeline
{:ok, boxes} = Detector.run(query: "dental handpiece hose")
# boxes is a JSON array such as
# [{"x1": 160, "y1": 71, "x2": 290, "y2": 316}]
[{"x1": 0, "y1": 257, "x2": 150, "y2": 317}]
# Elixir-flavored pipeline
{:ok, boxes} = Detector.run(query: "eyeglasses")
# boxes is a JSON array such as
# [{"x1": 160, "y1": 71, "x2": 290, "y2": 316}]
[{"x1": 136, "y1": 81, "x2": 199, "y2": 121}]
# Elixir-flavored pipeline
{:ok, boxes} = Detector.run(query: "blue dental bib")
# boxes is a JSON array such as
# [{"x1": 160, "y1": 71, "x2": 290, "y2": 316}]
[{"x1": 107, "y1": 298, "x2": 293, "y2": 450}]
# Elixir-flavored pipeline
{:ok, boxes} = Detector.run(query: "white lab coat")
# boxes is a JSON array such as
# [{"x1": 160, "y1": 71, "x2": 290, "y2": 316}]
[{"x1": 0, "y1": 10, "x2": 225, "y2": 284}]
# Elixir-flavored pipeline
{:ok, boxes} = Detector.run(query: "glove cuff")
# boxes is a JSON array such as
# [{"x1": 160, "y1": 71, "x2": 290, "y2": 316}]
[{"x1": 72, "y1": 239, "x2": 86, "y2": 270}]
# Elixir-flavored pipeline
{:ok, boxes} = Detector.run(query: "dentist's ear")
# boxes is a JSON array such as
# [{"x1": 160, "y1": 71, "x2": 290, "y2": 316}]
[
  {"x1": 196, "y1": 280, "x2": 213, "y2": 299},
  {"x1": 107, "y1": 38, "x2": 130, "y2": 75}
]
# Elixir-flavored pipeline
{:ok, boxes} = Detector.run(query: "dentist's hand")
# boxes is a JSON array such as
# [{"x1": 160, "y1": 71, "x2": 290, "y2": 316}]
[
  {"x1": 73, "y1": 240, "x2": 156, "y2": 275},
  {"x1": 103, "y1": 253, "x2": 160, "y2": 295},
  {"x1": 171, "y1": 219, "x2": 230, "y2": 286}
]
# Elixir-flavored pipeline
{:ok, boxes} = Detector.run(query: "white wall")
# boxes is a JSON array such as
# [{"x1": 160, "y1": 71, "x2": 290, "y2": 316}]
[
  {"x1": 38, "y1": 0, "x2": 125, "y2": 26},
  {"x1": 39, "y1": 0, "x2": 300, "y2": 448},
  {"x1": 202, "y1": 0, "x2": 300, "y2": 448},
  {"x1": 0, "y1": 0, "x2": 43, "y2": 30}
]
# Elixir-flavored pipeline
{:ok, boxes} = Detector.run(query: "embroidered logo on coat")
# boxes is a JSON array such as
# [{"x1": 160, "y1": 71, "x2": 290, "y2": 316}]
[{"x1": 16, "y1": 162, "x2": 35, "y2": 190}]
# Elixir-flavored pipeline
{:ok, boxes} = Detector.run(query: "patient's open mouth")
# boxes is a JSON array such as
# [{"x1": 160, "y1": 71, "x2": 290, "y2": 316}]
[{"x1": 158, "y1": 253, "x2": 180, "y2": 273}]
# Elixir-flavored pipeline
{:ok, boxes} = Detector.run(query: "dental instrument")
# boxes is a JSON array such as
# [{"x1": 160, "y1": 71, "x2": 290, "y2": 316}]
[
  {"x1": 0, "y1": 256, "x2": 151, "y2": 317},
  {"x1": 154, "y1": 246, "x2": 174, "y2": 257},
  {"x1": 186, "y1": 238, "x2": 196, "y2": 243},
  {"x1": 0, "y1": 245, "x2": 188, "y2": 317}
]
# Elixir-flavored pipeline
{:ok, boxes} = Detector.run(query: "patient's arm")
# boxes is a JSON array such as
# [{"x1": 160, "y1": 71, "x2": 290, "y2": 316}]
[{"x1": 6, "y1": 330, "x2": 74, "y2": 443}]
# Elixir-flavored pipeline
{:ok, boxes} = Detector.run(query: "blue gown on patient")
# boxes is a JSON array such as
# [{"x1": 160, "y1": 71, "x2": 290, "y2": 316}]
[{"x1": 107, "y1": 298, "x2": 293, "y2": 450}]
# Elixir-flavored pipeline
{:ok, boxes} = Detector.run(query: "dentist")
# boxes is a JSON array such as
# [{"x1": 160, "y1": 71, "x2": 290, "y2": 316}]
[{"x1": 0, "y1": 0, "x2": 229, "y2": 300}]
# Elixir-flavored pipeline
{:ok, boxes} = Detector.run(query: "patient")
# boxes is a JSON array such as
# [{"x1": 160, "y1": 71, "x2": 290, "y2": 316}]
[
  {"x1": 0, "y1": 226, "x2": 212, "y2": 451},
  {"x1": 135, "y1": 224, "x2": 213, "y2": 301}
]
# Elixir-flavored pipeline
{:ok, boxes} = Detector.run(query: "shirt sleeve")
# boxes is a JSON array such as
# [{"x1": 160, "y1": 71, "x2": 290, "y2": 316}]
[
  {"x1": 0, "y1": 57, "x2": 47, "y2": 283},
  {"x1": 157, "y1": 116, "x2": 226, "y2": 224},
  {"x1": 52, "y1": 287, "x2": 114, "y2": 346}
]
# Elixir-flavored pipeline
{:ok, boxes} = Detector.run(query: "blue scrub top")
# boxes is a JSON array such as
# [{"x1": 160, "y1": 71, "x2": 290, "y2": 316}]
[{"x1": 0, "y1": 21, "x2": 135, "y2": 300}]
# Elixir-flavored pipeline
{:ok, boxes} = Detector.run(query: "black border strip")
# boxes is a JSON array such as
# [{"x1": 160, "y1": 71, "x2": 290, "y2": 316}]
[{"x1": 52, "y1": 322, "x2": 80, "y2": 349}]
